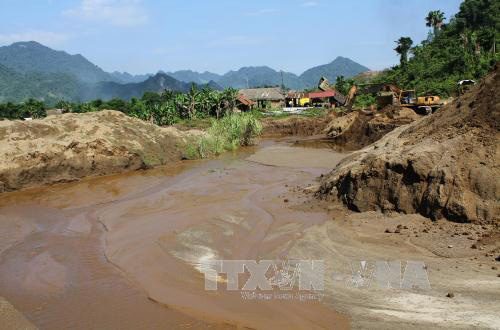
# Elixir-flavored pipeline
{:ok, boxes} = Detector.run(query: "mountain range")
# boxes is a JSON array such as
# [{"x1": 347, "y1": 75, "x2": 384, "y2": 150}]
[
  {"x1": 0, "y1": 41, "x2": 369, "y2": 104},
  {"x1": 169, "y1": 57, "x2": 370, "y2": 91}
]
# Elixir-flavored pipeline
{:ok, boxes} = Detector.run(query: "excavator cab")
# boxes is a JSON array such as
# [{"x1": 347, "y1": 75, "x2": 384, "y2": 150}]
[{"x1": 400, "y1": 90, "x2": 417, "y2": 105}]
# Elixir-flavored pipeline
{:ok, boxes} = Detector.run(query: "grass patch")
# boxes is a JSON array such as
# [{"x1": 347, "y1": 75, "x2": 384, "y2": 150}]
[
  {"x1": 185, "y1": 112, "x2": 262, "y2": 159},
  {"x1": 174, "y1": 117, "x2": 213, "y2": 130}
]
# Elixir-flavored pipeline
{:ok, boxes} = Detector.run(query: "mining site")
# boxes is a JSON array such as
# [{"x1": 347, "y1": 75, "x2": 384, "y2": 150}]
[{"x1": 0, "y1": 1, "x2": 499, "y2": 329}]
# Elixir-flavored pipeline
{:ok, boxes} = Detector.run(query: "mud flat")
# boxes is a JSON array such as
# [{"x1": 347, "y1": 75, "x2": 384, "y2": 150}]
[
  {"x1": 0, "y1": 138, "x2": 498, "y2": 329},
  {"x1": 0, "y1": 141, "x2": 351, "y2": 329}
]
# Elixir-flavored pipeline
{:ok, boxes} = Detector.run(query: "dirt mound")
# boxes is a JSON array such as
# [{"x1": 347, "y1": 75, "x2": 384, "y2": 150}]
[
  {"x1": 324, "y1": 106, "x2": 420, "y2": 150},
  {"x1": 261, "y1": 115, "x2": 333, "y2": 136},
  {"x1": 318, "y1": 67, "x2": 499, "y2": 223},
  {"x1": 0, "y1": 110, "x2": 200, "y2": 193}
]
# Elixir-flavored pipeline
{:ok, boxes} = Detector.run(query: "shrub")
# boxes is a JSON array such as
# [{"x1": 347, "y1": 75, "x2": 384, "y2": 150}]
[{"x1": 185, "y1": 112, "x2": 262, "y2": 159}]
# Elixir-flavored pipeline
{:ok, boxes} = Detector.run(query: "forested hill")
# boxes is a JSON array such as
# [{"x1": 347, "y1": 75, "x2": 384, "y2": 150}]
[
  {"x1": 0, "y1": 41, "x2": 369, "y2": 104},
  {"x1": 0, "y1": 41, "x2": 112, "y2": 84},
  {"x1": 171, "y1": 58, "x2": 370, "y2": 90},
  {"x1": 300, "y1": 57, "x2": 370, "y2": 88},
  {"x1": 375, "y1": 0, "x2": 499, "y2": 96}
]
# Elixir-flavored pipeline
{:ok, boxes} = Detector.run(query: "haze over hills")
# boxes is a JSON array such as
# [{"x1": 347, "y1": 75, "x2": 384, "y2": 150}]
[
  {"x1": 299, "y1": 57, "x2": 370, "y2": 88},
  {"x1": 83, "y1": 73, "x2": 224, "y2": 101},
  {"x1": 169, "y1": 58, "x2": 370, "y2": 90},
  {"x1": 167, "y1": 70, "x2": 222, "y2": 85},
  {"x1": 0, "y1": 41, "x2": 113, "y2": 84},
  {"x1": 109, "y1": 71, "x2": 153, "y2": 84},
  {"x1": 0, "y1": 41, "x2": 370, "y2": 104}
]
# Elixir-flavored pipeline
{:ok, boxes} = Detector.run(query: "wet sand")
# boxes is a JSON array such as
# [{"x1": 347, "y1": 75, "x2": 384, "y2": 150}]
[
  {"x1": 0, "y1": 140, "x2": 350, "y2": 329},
  {"x1": 3, "y1": 138, "x2": 497, "y2": 329}
]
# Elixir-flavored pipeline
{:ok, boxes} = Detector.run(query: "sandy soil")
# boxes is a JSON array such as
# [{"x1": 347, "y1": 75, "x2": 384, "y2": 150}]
[
  {"x1": 0, "y1": 140, "x2": 498, "y2": 329},
  {"x1": 0, "y1": 297, "x2": 36, "y2": 330},
  {"x1": 0, "y1": 110, "x2": 201, "y2": 193},
  {"x1": 318, "y1": 66, "x2": 499, "y2": 224}
]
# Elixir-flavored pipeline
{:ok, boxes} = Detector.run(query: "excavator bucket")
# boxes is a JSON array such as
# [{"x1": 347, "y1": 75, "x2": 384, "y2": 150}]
[{"x1": 318, "y1": 77, "x2": 331, "y2": 91}]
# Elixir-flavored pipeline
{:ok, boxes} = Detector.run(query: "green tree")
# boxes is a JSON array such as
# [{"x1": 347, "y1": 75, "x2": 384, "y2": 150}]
[
  {"x1": 22, "y1": 98, "x2": 46, "y2": 118},
  {"x1": 335, "y1": 75, "x2": 355, "y2": 95},
  {"x1": 426, "y1": 10, "x2": 446, "y2": 35},
  {"x1": 394, "y1": 37, "x2": 414, "y2": 66}
]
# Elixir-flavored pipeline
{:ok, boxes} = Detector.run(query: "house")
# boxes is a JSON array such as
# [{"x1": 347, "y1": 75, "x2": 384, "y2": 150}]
[
  {"x1": 236, "y1": 94, "x2": 255, "y2": 112},
  {"x1": 285, "y1": 92, "x2": 310, "y2": 107},
  {"x1": 239, "y1": 87, "x2": 285, "y2": 109},
  {"x1": 308, "y1": 90, "x2": 346, "y2": 108}
]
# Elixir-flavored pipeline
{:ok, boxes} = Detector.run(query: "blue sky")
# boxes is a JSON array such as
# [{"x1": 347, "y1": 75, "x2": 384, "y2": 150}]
[{"x1": 0, "y1": 0, "x2": 463, "y2": 75}]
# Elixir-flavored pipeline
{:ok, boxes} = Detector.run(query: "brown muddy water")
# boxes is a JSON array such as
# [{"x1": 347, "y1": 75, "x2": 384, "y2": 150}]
[{"x1": 0, "y1": 139, "x2": 350, "y2": 329}]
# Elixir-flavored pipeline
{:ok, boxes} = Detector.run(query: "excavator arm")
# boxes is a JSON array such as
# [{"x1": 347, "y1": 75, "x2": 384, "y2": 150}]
[{"x1": 344, "y1": 85, "x2": 358, "y2": 110}]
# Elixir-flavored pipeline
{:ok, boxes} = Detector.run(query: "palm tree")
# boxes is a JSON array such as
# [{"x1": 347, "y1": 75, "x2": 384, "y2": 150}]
[
  {"x1": 394, "y1": 37, "x2": 413, "y2": 66},
  {"x1": 426, "y1": 10, "x2": 445, "y2": 35}
]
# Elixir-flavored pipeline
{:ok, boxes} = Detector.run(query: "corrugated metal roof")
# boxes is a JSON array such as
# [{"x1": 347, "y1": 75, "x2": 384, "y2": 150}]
[
  {"x1": 237, "y1": 94, "x2": 255, "y2": 106},
  {"x1": 309, "y1": 90, "x2": 336, "y2": 99}
]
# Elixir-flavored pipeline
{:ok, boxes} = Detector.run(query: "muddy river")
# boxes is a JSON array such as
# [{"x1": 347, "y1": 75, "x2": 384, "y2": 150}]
[{"x1": 0, "y1": 140, "x2": 351, "y2": 329}]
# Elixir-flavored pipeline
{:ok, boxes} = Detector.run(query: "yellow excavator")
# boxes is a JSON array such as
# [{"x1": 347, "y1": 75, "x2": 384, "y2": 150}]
[
  {"x1": 318, "y1": 77, "x2": 442, "y2": 114},
  {"x1": 397, "y1": 90, "x2": 442, "y2": 114}
]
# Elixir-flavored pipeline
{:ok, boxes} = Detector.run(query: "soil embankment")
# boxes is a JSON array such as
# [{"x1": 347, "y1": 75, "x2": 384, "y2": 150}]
[
  {"x1": 261, "y1": 106, "x2": 420, "y2": 151},
  {"x1": 318, "y1": 67, "x2": 499, "y2": 223},
  {"x1": 0, "y1": 110, "x2": 200, "y2": 193},
  {"x1": 324, "y1": 106, "x2": 420, "y2": 150},
  {"x1": 261, "y1": 115, "x2": 333, "y2": 137}
]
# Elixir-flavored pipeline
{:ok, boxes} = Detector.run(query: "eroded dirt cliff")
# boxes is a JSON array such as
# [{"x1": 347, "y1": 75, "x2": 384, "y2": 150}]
[{"x1": 318, "y1": 67, "x2": 499, "y2": 223}]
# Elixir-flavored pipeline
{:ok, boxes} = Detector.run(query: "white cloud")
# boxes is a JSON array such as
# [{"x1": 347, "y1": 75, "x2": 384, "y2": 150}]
[
  {"x1": 245, "y1": 8, "x2": 279, "y2": 16},
  {"x1": 64, "y1": 0, "x2": 148, "y2": 27},
  {"x1": 0, "y1": 31, "x2": 70, "y2": 46},
  {"x1": 301, "y1": 1, "x2": 319, "y2": 7}
]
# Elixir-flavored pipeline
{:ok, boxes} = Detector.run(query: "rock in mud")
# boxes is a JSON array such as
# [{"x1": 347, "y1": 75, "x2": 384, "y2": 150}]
[
  {"x1": 0, "y1": 110, "x2": 201, "y2": 192},
  {"x1": 317, "y1": 66, "x2": 500, "y2": 224}
]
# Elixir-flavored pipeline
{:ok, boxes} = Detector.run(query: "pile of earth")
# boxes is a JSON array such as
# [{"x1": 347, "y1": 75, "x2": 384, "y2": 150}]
[
  {"x1": 0, "y1": 110, "x2": 201, "y2": 192},
  {"x1": 261, "y1": 114, "x2": 334, "y2": 137},
  {"x1": 323, "y1": 105, "x2": 420, "y2": 150},
  {"x1": 317, "y1": 66, "x2": 499, "y2": 224}
]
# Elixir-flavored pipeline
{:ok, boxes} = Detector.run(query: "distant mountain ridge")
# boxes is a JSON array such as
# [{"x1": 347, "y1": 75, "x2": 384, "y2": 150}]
[
  {"x1": 299, "y1": 56, "x2": 370, "y2": 88},
  {"x1": 0, "y1": 41, "x2": 370, "y2": 104},
  {"x1": 167, "y1": 70, "x2": 222, "y2": 85},
  {"x1": 169, "y1": 57, "x2": 369, "y2": 90},
  {"x1": 84, "y1": 73, "x2": 193, "y2": 100},
  {"x1": 109, "y1": 71, "x2": 153, "y2": 84},
  {"x1": 0, "y1": 41, "x2": 113, "y2": 84}
]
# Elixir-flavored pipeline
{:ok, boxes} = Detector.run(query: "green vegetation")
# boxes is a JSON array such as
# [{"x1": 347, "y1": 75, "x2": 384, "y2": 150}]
[
  {"x1": 332, "y1": 0, "x2": 498, "y2": 110},
  {"x1": 394, "y1": 37, "x2": 414, "y2": 67},
  {"x1": 0, "y1": 86, "x2": 240, "y2": 123},
  {"x1": 0, "y1": 99, "x2": 46, "y2": 119},
  {"x1": 185, "y1": 112, "x2": 263, "y2": 159},
  {"x1": 376, "y1": 0, "x2": 499, "y2": 96}
]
